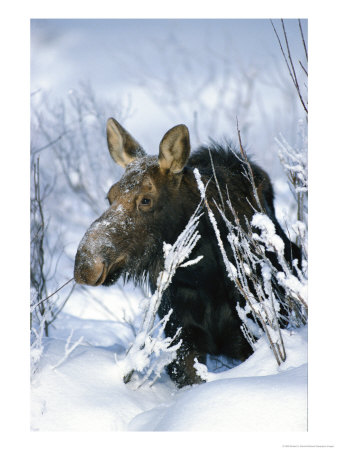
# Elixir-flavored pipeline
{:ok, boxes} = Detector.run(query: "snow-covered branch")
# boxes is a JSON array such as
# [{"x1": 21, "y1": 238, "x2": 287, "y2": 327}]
[
  {"x1": 275, "y1": 120, "x2": 308, "y2": 249},
  {"x1": 194, "y1": 166, "x2": 307, "y2": 368},
  {"x1": 122, "y1": 205, "x2": 203, "y2": 388},
  {"x1": 51, "y1": 330, "x2": 84, "y2": 370}
]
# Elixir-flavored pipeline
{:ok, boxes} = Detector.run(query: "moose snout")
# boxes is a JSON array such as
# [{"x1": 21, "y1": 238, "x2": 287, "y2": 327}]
[
  {"x1": 74, "y1": 251, "x2": 107, "y2": 286},
  {"x1": 74, "y1": 224, "x2": 112, "y2": 286},
  {"x1": 74, "y1": 219, "x2": 124, "y2": 286}
]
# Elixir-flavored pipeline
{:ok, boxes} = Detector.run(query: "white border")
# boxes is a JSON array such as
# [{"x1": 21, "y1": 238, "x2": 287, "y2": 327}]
[{"x1": 2, "y1": 1, "x2": 337, "y2": 448}]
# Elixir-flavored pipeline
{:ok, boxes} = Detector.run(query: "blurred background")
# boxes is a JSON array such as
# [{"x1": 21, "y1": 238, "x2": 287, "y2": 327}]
[{"x1": 30, "y1": 19, "x2": 307, "y2": 319}]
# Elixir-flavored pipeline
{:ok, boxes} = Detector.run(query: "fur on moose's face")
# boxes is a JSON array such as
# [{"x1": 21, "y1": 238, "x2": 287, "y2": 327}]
[{"x1": 74, "y1": 118, "x2": 191, "y2": 287}]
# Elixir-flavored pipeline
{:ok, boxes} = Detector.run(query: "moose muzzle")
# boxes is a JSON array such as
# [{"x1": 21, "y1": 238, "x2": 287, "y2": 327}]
[{"x1": 74, "y1": 218, "x2": 119, "y2": 286}]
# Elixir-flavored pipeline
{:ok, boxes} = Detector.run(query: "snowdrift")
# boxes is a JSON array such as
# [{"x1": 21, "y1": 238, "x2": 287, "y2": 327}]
[{"x1": 31, "y1": 287, "x2": 307, "y2": 432}]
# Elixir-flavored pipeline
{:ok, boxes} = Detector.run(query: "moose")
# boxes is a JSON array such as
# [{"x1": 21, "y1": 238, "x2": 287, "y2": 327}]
[{"x1": 74, "y1": 118, "x2": 300, "y2": 387}]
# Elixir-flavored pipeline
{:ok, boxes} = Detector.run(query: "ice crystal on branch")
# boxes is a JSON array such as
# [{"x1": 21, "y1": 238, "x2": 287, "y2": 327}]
[
  {"x1": 122, "y1": 205, "x2": 203, "y2": 388},
  {"x1": 193, "y1": 165, "x2": 307, "y2": 369}
]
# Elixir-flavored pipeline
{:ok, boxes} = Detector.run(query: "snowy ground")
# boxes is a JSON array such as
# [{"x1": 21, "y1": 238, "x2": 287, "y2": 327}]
[{"x1": 31, "y1": 283, "x2": 308, "y2": 433}]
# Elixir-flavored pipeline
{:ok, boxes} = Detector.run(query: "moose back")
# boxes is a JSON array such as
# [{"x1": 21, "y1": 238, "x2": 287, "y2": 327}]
[{"x1": 74, "y1": 118, "x2": 299, "y2": 387}]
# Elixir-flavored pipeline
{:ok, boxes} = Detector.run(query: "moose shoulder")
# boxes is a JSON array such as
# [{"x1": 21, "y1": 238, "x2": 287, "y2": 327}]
[{"x1": 74, "y1": 118, "x2": 300, "y2": 387}]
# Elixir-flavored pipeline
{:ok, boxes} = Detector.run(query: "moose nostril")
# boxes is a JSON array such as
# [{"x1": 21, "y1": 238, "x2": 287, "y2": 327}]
[
  {"x1": 74, "y1": 255, "x2": 106, "y2": 286},
  {"x1": 93, "y1": 263, "x2": 107, "y2": 286}
]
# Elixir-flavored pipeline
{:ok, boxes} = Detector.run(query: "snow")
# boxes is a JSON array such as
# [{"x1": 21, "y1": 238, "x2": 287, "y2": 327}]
[
  {"x1": 193, "y1": 167, "x2": 206, "y2": 199},
  {"x1": 129, "y1": 365, "x2": 306, "y2": 432},
  {"x1": 252, "y1": 212, "x2": 285, "y2": 254},
  {"x1": 31, "y1": 284, "x2": 308, "y2": 432}
]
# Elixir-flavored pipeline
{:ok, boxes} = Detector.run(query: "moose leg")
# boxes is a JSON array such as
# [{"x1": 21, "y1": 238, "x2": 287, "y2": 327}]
[
  {"x1": 159, "y1": 293, "x2": 206, "y2": 387},
  {"x1": 167, "y1": 341, "x2": 206, "y2": 388}
]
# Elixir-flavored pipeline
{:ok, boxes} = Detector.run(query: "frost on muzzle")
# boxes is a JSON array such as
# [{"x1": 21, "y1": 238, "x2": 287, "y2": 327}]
[{"x1": 74, "y1": 211, "x2": 128, "y2": 286}]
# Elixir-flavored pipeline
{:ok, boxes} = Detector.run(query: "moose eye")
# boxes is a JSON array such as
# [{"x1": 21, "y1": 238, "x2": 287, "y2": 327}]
[{"x1": 141, "y1": 197, "x2": 151, "y2": 205}]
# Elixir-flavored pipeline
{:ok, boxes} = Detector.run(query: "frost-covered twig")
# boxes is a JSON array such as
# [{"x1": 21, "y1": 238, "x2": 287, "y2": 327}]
[
  {"x1": 275, "y1": 123, "x2": 308, "y2": 236},
  {"x1": 122, "y1": 204, "x2": 203, "y2": 388},
  {"x1": 51, "y1": 330, "x2": 84, "y2": 370},
  {"x1": 31, "y1": 158, "x2": 49, "y2": 336},
  {"x1": 194, "y1": 168, "x2": 307, "y2": 367},
  {"x1": 195, "y1": 168, "x2": 238, "y2": 282},
  {"x1": 30, "y1": 311, "x2": 48, "y2": 378},
  {"x1": 31, "y1": 155, "x2": 75, "y2": 345},
  {"x1": 208, "y1": 147, "x2": 225, "y2": 211}
]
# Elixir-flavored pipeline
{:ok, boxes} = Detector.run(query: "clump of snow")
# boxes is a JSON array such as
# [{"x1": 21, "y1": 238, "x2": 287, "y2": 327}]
[{"x1": 252, "y1": 212, "x2": 285, "y2": 254}]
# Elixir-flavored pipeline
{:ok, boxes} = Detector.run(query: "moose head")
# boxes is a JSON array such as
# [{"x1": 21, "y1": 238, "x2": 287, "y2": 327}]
[{"x1": 74, "y1": 118, "x2": 194, "y2": 288}]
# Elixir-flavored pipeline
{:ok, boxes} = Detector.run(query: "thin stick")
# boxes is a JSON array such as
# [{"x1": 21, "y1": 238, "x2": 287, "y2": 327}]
[
  {"x1": 270, "y1": 20, "x2": 295, "y2": 84},
  {"x1": 298, "y1": 19, "x2": 308, "y2": 62},
  {"x1": 281, "y1": 19, "x2": 300, "y2": 91},
  {"x1": 236, "y1": 118, "x2": 263, "y2": 212},
  {"x1": 281, "y1": 19, "x2": 308, "y2": 114},
  {"x1": 299, "y1": 60, "x2": 308, "y2": 77},
  {"x1": 270, "y1": 19, "x2": 308, "y2": 115},
  {"x1": 32, "y1": 131, "x2": 69, "y2": 156},
  {"x1": 208, "y1": 147, "x2": 225, "y2": 211},
  {"x1": 31, "y1": 277, "x2": 75, "y2": 312}
]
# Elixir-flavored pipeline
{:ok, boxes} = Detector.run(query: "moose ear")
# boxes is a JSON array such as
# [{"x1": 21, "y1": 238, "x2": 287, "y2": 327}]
[
  {"x1": 158, "y1": 124, "x2": 190, "y2": 174},
  {"x1": 106, "y1": 118, "x2": 146, "y2": 168}
]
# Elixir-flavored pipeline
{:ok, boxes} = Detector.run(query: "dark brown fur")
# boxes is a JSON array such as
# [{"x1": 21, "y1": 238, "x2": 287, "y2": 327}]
[{"x1": 74, "y1": 119, "x2": 300, "y2": 387}]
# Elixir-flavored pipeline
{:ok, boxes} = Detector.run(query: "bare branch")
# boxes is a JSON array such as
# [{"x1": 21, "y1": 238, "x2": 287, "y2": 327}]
[
  {"x1": 31, "y1": 131, "x2": 69, "y2": 156},
  {"x1": 298, "y1": 19, "x2": 308, "y2": 62},
  {"x1": 31, "y1": 277, "x2": 75, "y2": 313},
  {"x1": 236, "y1": 118, "x2": 263, "y2": 212},
  {"x1": 299, "y1": 60, "x2": 308, "y2": 77},
  {"x1": 270, "y1": 19, "x2": 308, "y2": 115}
]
